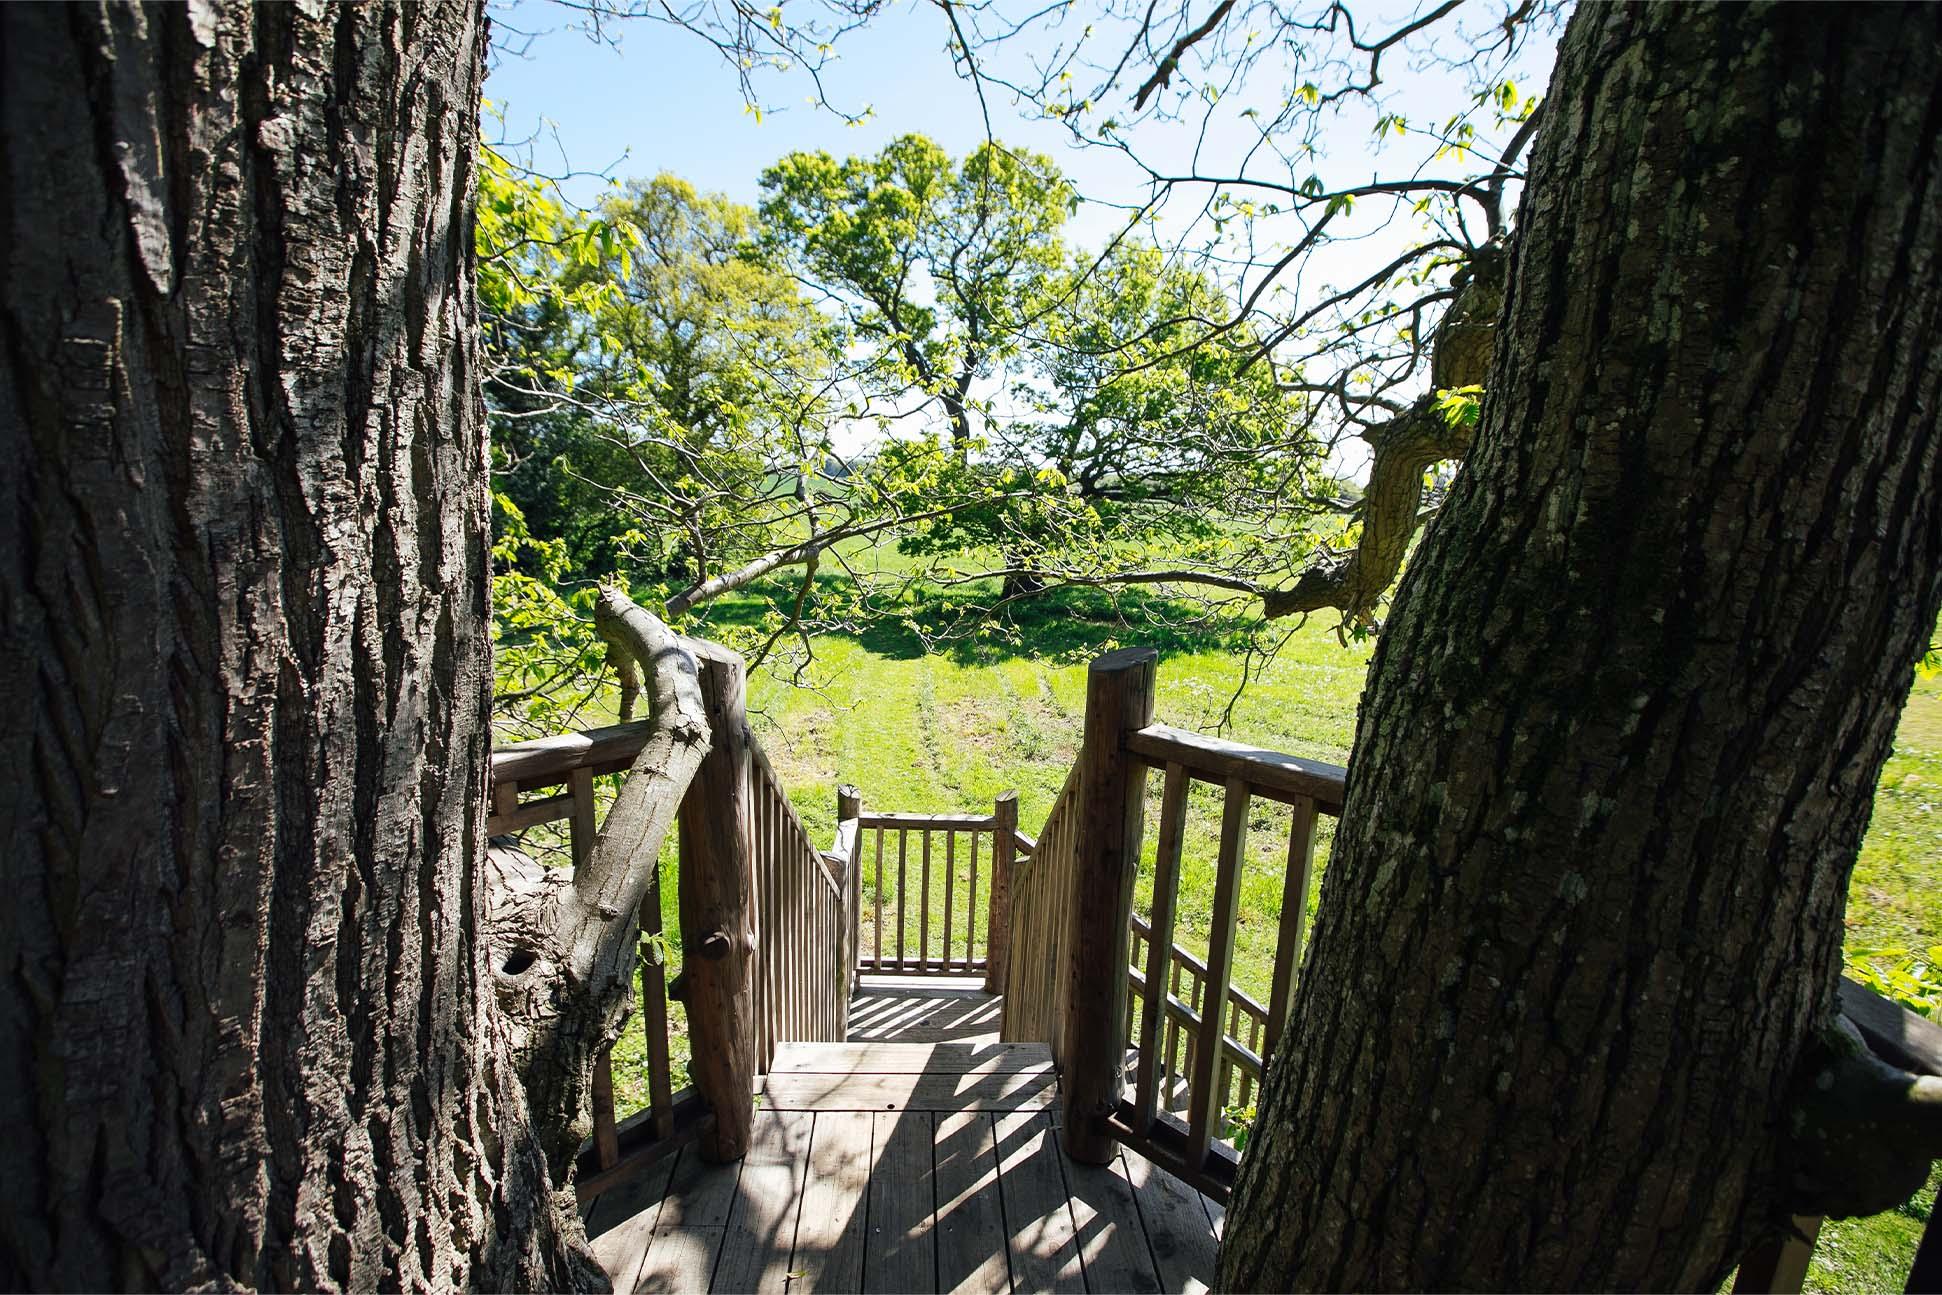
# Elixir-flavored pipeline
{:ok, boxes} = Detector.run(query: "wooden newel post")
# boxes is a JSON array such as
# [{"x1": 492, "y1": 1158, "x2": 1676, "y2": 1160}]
[
  {"x1": 984, "y1": 791, "x2": 1018, "y2": 995},
  {"x1": 1061, "y1": 647, "x2": 1157, "y2": 1164},
  {"x1": 837, "y1": 784, "x2": 862, "y2": 1002},
  {"x1": 679, "y1": 647, "x2": 758, "y2": 1161}
]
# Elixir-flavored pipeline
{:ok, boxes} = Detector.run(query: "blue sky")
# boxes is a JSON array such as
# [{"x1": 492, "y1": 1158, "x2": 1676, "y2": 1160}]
[{"x1": 483, "y1": 0, "x2": 1561, "y2": 251}]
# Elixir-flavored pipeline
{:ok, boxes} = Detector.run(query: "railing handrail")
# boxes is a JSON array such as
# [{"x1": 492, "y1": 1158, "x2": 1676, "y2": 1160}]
[
  {"x1": 489, "y1": 717, "x2": 655, "y2": 790},
  {"x1": 1125, "y1": 722, "x2": 1347, "y2": 813}
]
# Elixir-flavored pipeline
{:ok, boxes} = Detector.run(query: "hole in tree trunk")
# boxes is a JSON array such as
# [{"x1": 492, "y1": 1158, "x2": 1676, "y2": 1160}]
[{"x1": 501, "y1": 948, "x2": 537, "y2": 975}]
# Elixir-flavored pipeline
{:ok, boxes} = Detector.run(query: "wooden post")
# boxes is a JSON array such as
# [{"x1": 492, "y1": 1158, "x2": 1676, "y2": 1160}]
[
  {"x1": 984, "y1": 791, "x2": 1018, "y2": 994},
  {"x1": 678, "y1": 648, "x2": 758, "y2": 1162},
  {"x1": 1061, "y1": 647, "x2": 1157, "y2": 1164},
  {"x1": 838, "y1": 785, "x2": 861, "y2": 1002}
]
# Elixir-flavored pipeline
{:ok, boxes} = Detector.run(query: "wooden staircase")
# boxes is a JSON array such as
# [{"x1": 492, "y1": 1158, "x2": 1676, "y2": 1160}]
[{"x1": 581, "y1": 983, "x2": 1222, "y2": 1294}]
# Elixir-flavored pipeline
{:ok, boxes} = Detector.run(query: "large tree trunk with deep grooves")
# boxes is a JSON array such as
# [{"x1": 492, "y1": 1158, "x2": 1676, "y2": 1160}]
[
  {"x1": 0, "y1": 4, "x2": 599, "y2": 1288},
  {"x1": 1222, "y1": 4, "x2": 1942, "y2": 1291}
]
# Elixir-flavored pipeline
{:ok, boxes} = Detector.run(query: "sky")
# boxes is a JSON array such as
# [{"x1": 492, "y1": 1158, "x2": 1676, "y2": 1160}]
[{"x1": 482, "y1": 0, "x2": 1564, "y2": 467}]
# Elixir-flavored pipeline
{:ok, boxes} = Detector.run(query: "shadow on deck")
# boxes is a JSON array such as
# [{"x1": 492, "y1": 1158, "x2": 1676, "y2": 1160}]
[{"x1": 583, "y1": 978, "x2": 1223, "y2": 1293}]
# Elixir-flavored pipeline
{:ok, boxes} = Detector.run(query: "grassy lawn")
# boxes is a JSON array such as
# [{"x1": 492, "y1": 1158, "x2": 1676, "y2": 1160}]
[{"x1": 589, "y1": 590, "x2": 1939, "y2": 1285}]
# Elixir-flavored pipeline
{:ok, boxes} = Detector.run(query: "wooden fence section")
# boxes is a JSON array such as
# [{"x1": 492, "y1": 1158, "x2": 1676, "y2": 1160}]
[
  {"x1": 997, "y1": 766, "x2": 1080, "y2": 1059},
  {"x1": 995, "y1": 648, "x2": 1349, "y2": 1199},
  {"x1": 1125, "y1": 913, "x2": 1269, "y2": 1124},
  {"x1": 487, "y1": 717, "x2": 689, "y2": 1194},
  {"x1": 853, "y1": 803, "x2": 1012, "y2": 977},
  {"x1": 484, "y1": 644, "x2": 857, "y2": 1197},
  {"x1": 749, "y1": 736, "x2": 850, "y2": 1068}
]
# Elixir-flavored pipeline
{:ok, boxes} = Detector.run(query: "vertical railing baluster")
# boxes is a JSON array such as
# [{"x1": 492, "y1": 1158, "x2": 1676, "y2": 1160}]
[
  {"x1": 942, "y1": 829, "x2": 955, "y2": 971},
  {"x1": 873, "y1": 828, "x2": 884, "y2": 972},
  {"x1": 1266, "y1": 795, "x2": 1318, "y2": 1065},
  {"x1": 640, "y1": 858, "x2": 674, "y2": 1141},
  {"x1": 1135, "y1": 762, "x2": 1189, "y2": 1133},
  {"x1": 1185, "y1": 777, "x2": 1249, "y2": 1172},
  {"x1": 919, "y1": 829, "x2": 932, "y2": 973},
  {"x1": 985, "y1": 792, "x2": 1014, "y2": 993}
]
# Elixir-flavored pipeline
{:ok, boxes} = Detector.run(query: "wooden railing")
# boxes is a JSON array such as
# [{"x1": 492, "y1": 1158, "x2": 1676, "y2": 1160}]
[
  {"x1": 996, "y1": 646, "x2": 1942, "y2": 1295},
  {"x1": 998, "y1": 768, "x2": 1079, "y2": 1055},
  {"x1": 1126, "y1": 913, "x2": 1270, "y2": 1126},
  {"x1": 486, "y1": 641, "x2": 855, "y2": 1199},
  {"x1": 998, "y1": 647, "x2": 1345, "y2": 1200},
  {"x1": 749, "y1": 739, "x2": 850, "y2": 1067},
  {"x1": 851, "y1": 795, "x2": 1018, "y2": 979}
]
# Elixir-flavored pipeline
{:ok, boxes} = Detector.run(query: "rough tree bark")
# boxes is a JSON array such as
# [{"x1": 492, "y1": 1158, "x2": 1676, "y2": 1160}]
[
  {"x1": 1222, "y1": 4, "x2": 1942, "y2": 1290},
  {"x1": 0, "y1": 5, "x2": 694, "y2": 1289}
]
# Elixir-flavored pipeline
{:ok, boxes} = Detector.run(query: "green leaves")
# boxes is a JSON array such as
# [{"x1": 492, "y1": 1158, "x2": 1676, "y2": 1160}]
[{"x1": 1434, "y1": 384, "x2": 1485, "y2": 429}]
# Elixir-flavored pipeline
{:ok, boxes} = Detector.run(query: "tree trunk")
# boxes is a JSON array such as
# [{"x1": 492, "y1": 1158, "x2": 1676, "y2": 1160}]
[
  {"x1": 0, "y1": 4, "x2": 610, "y2": 1288},
  {"x1": 1222, "y1": 4, "x2": 1942, "y2": 1291}
]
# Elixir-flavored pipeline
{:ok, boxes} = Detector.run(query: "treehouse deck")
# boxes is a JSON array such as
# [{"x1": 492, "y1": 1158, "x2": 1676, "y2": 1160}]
[
  {"x1": 580, "y1": 978, "x2": 1222, "y2": 1294},
  {"x1": 507, "y1": 644, "x2": 1939, "y2": 1295}
]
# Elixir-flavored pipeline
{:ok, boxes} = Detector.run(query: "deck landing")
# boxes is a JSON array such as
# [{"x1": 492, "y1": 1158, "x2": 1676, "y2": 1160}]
[{"x1": 585, "y1": 990, "x2": 1222, "y2": 1293}]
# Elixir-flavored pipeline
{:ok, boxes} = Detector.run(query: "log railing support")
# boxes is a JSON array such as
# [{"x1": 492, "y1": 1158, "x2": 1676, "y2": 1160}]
[
  {"x1": 678, "y1": 648, "x2": 758, "y2": 1161},
  {"x1": 985, "y1": 791, "x2": 1017, "y2": 994},
  {"x1": 1061, "y1": 647, "x2": 1158, "y2": 1164}
]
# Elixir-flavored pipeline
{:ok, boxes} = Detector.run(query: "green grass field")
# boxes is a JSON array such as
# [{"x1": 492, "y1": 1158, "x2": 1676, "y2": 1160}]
[{"x1": 591, "y1": 590, "x2": 1939, "y2": 1286}]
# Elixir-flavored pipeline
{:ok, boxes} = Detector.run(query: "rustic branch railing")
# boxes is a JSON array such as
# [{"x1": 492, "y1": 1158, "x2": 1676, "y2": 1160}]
[{"x1": 485, "y1": 642, "x2": 856, "y2": 1198}]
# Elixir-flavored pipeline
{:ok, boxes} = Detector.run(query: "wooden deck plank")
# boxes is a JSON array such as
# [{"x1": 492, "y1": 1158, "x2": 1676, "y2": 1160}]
[
  {"x1": 994, "y1": 1111, "x2": 1084, "y2": 1294},
  {"x1": 773, "y1": 1041, "x2": 1052, "y2": 1076},
  {"x1": 849, "y1": 986, "x2": 1003, "y2": 1044},
  {"x1": 1120, "y1": 1149, "x2": 1217, "y2": 1295},
  {"x1": 764, "y1": 1069, "x2": 1056, "y2": 1113},
  {"x1": 587, "y1": 1151, "x2": 680, "y2": 1292},
  {"x1": 790, "y1": 1112, "x2": 874, "y2": 1293},
  {"x1": 935, "y1": 1111, "x2": 1011, "y2": 1295},
  {"x1": 867, "y1": 1110, "x2": 938, "y2": 1295},
  {"x1": 1061, "y1": 1150, "x2": 1161, "y2": 1294},
  {"x1": 713, "y1": 1110, "x2": 813, "y2": 1294},
  {"x1": 634, "y1": 1146, "x2": 744, "y2": 1295}
]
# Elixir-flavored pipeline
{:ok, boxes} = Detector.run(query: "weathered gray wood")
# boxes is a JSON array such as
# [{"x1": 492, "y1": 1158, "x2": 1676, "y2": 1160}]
[
  {"x1": 898, "y1": 828, "x2": 911, "y2": 970},
  {"x1": 640, "y1": 876, "x2": 676, "y2": 1140},
  {"x1": 763, "y1": 1070, "x2": 1056, "y2": 1113},
  {"x1": 1185, "y1": 780, "x2": 1249, "y2": 1173},
  {"x1": 592, "y1": 1046, "x2": 622, "y2": 1170},
  {"x1": 714, "y1": 1110, "x2": 812, "y2": 1293},
  {"x1": 849, "y1": 984, "x2": 1004, "y2": 1044},
  {"x1": 1135, "y1": 764, "x2": 1190, "y2": 1134},
  {"x1": 679, "y1": 654, "x2": 759, "y2": 1161},
  {"x1": 943, "y1": 830, "x2": 956, "y2": 970},
  {"x1": 1120, "y1": 1147, "x2": 1218, "y2": 1295},
  {"x1": 921, "y1": 829, "x2": 934, "y2": 971},
  {"x1": 839, "y1": 786, "x2": 862, "y2": 1002},
  {"x1": 1062, "y1": 648, "x2": 1158, "y2": 1164},
  {"x1": 994, "y1": 1111, "x2": 1085, "y2": 1292},
  {"x1": 985, "y1": 793, "x2": 1017, "y2": 994},
  {"x1": 935, "y1": 1112, "x2": 1012, "y2": 1295},
  {"x1": 636, "y1": 1145, "x2": 745, "y2": 1293},
  {"x1": 861, "y1": 812, "x2": 1000, "y2": 829},
  {"x1": 1264, "y1": 795, "x2": 1318, "y2": 1065},
  {"x1": 586, "y1": 1151, "x2": 680, "y2": 1292},
  {"x1": 1124, "y1": 725, "x2": 1346, "y2": 813},
  {"x1": 791, "y1": 1112, "x2": 874, "y2": 1292},
  {"x1": 772, "y1": 1041, "x2": 1052, "y2": 1076},
  {"x1": 867, "y1": 1111, "x2": 938, "y2": 1294},
  {"x1": 1060, "y1": 1148, "x2": 1161, "y2": 1295},
  {"x1": 875, "y1": 828, "x2": 886, "y2": 968}
]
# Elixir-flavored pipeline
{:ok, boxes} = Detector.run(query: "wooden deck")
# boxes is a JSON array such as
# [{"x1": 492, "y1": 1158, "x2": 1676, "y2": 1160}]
[{"x1": 584, "y1": 980, "x2": 1222, "y2": 1293}]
